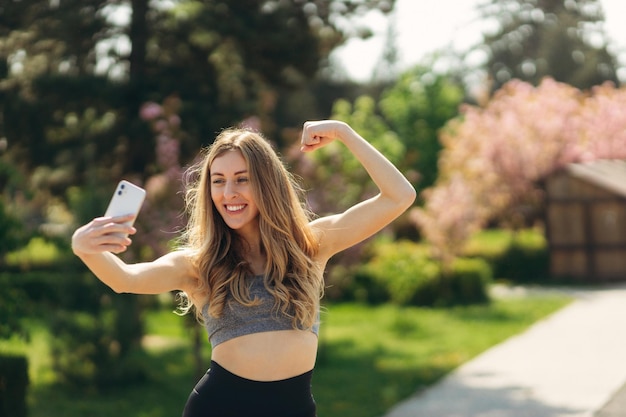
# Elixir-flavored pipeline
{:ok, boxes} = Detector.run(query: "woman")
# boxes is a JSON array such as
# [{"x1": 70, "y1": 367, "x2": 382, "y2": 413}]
[{"x1": 71, "y1": 120, "x2": 416, "y2": 417}]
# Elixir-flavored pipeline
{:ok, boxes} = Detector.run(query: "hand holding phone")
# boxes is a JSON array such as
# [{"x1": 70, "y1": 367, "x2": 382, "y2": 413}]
[{"x1": 104, "y1": 180, "x2": 146, "y2": 236}]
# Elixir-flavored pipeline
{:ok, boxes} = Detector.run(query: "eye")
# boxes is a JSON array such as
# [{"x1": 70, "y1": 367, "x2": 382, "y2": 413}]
[
  {"x1": 211, "y1": 178, "x2": 225, "y2": 185},
  {"x1": 236, "y1": 177, "x2": 249, "y2": 184}
]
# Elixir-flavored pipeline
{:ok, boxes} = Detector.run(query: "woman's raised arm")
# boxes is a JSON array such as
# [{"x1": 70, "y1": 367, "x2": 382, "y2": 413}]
[{"x1": 301, "y1": 120, "x2": 416, "y2": 261}]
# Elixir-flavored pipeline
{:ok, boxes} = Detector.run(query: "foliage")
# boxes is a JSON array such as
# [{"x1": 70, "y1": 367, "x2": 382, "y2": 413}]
[
  {"x1": 4, "y1": 237, "x2": 65, "y2": 269},
  {"x1": 0, "y1": 354, "x2": 29, "y2": 417},
  {"x1": 476, "y1": 0, "x2": 619, "y2": 91},
  {"x1": 356, "y1": 240, "x2": 491, "y2": 307},
  {"x1": 443, "y1": 257, "x2": 492, "y2": 304},
  {"x1": 379, "y1": 66, "x2": 464, "y2": 195},
  {"x1": 464, "y1": 228, "x2": 550, "y2": 283},
  {"x1": 413, "y1": 78, "x2": 626, "y2": 261},
  {"x1": 358, "y1": 240, "x2": 439, "y2": 305},
  {"x1": 0, "y1": 153, "x2": 32, "y2": 264},
  {"x1": 49, "y1": 304, "x2": 147, "y2": 389},
  {"x1": 463, "y1": 227, "x2": 544, "y2": 255},
  {"x1": 323, "y1": 229, "x2": 547, "y2": 305},
  {"x1": 0, "y1": 199, "x2": 24, "y2": 262},
  {"x1": 0, "y1": 269, "x2": 147, "y2": 390},
  {"x1": 0, "y1": 0, "x2": 398, "y2": 197},
  {"x1": 0, "y1": 275, "x2": 30, "y2": 341},
  {"x1": 493, "y1": 239, "x2": 549, "y2": 283},
  {"x1": 0, "y1": 158, "x2": 36, "y2": 341}
]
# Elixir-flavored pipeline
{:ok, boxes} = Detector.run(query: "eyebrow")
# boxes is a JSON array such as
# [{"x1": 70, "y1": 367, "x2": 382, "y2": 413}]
[{"x1": 210, "y1": 169, "x2": 248, "y2": 177}]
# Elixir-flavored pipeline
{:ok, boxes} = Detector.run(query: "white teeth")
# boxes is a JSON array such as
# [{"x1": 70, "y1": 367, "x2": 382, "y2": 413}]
[{"x1": 226, "y1": 204, "x2": 245, "y2": 212}]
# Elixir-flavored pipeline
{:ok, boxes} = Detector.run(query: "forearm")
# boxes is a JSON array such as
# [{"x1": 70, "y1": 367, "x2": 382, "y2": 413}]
[{"x1": 76, "y1": 251, "x2": 134, "y2": 293}]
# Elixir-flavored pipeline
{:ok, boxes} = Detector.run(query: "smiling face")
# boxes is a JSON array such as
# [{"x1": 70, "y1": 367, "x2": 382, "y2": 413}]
[{"x1": 210, "y1": 150, "x2": 260, "y2": 238}]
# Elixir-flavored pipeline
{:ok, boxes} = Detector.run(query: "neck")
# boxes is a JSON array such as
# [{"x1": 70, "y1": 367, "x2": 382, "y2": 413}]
[
  {"x1": 237, "y1": 228, "x2": 261, "y2": 254},
  {"x1": 236, "y1": 231, "x2": 265, "y2": 275}
]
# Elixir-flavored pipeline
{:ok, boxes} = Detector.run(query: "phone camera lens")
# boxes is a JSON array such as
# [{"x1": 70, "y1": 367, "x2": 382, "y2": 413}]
[
  {"x1": 121, "y1": 184, "x2": 126, "y2": 189},
  {"x1": 117, "y1": 190, "x2": 122, "y2": 195}
]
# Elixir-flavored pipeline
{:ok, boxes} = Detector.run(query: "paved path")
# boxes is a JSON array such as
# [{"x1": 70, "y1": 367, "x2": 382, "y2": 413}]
[
  {"x1": 596, "y1": 382, "x2": 626, "y2": 417},
  {"x1": 383, "y1": 285, "x2": 626, "y2": 417}
]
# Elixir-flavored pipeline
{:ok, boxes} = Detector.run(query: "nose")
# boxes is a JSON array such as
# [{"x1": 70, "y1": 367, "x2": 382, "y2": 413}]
[{"x1": 224, "y1": 180, "x2": 238, "y2": 199}]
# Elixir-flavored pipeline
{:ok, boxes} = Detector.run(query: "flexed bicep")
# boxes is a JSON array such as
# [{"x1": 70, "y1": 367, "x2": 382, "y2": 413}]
[{"x1": 311, "y1": 194, "x2": 409, "y2": 261}]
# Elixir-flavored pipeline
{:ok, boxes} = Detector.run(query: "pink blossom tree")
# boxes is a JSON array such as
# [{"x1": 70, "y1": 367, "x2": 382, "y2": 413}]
[{"x1": 413, "y1": 78, "x2": 626, "y2": 262}]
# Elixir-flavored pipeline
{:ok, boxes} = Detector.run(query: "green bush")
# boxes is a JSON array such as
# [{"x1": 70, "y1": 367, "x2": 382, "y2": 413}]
[
  {"x1": 1, "y1": 271, "x2": 101, "y2": 312},
  {"x1": 368, "y1": 241, "x2": 440, "y2": 305},
  {"x1": 0, "y1": 275, "x2": 30, "y2": 340},
  {"x1": 464, "y1": 228, "x2": 549, "y2": 283},
  {"x1": 2, "y1": 271, "x2": 147, "y2": 390},
  {"x1": 357, "y1": 240, "x2": 491, "y2": 307},
  {"x1": 440, "y1": 257, "x2": 492, "y2": 306},
  {"x1": 0, "y1": 354, "x2": 28, "y2": 417},
  {"x1": 49, "y1": 307, "x2": 147, "y2": 390},
  {"x1": 5, "y1": 237, "x2": 65, "y2": 269},
  {"x1": 0, "y1": 200, "x2": 25, "y2": 261},
  {"x1": 492, "y1": 240, "x2": 549, "y2": 283}
]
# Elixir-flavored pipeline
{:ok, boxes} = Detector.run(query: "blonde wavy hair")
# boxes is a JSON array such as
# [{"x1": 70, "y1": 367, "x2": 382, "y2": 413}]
[{"x1": 178, "y1": 128, "x2": 323, "y2": 330}]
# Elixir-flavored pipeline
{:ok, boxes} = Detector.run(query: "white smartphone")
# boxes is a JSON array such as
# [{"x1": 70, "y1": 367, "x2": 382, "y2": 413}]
[{"x1": 103, "y1": 180, "x2": 146, "y2": 236}]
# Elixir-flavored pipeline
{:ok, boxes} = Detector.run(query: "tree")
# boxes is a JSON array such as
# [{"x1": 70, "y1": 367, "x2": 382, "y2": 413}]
[
  {"x1": 379, "y1": 65, "x2": 464, "y2": 197},
  {"x1": 412, "y1": 78, "x2": 626, "y2": 262},
  {"x1": 476, "y1": 0, "x2": 619, "y2": 91},
  {"x1": 0, "y1": 0, "x2": 398, "y2": 202}
]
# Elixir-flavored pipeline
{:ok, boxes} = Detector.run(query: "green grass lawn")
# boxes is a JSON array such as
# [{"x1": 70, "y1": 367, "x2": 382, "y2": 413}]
[
  {"x1": 2, "y1": 294, "x2": 570, "y2": 417},
  {"x1": 315, "y1": 296, "x2": 568, "y2": 416}
]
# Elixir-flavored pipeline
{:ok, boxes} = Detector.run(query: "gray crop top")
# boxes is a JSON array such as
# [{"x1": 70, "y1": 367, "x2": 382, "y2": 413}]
[{"x1": 203, "y1": 275, "x2": 320, "y2": 348}]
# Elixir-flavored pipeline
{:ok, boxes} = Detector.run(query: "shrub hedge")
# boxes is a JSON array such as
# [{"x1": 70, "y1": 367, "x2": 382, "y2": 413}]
[
  {"x1": 0, "y1": 355, "x2": 28, "y2": 417},
  {"x1": 354, "y1": 240, "x2": 492, "y2": 307},
  {"x1": 463, "y1": 228, "x2": 550, "y2": 283},
  {"x1": 2, "y1": 270, "x2": 147, "y2": 390}
]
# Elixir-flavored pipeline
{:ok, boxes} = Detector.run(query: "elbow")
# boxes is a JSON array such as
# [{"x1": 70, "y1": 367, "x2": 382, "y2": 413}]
[
  {"x1": 399, "y1": 183, "x2": 417, "y2": 210},
  {"x1": 383, "y1": 183, "x2": 416, "y2": 214},
  {"x1": 109, "y1": 283, "x2": 128, "y2": 294},
  {"x1": 408, "y1": 185, "x2": 417, "y2": 205}
]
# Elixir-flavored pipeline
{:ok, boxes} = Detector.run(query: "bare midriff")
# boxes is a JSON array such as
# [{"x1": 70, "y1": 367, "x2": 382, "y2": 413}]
[{"x1": 210, "y1": 329, "x2": 318, "y2": 381}]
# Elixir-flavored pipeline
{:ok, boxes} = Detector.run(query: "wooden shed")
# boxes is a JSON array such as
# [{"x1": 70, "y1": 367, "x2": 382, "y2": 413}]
[{"x1": 545, "y1": 160, "x2": 626, "y2": 282}]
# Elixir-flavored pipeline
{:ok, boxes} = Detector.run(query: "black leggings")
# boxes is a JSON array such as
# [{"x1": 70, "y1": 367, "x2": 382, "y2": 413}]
[{"x1": 182, "y1": 361, "x2": 317, "y2": 417}]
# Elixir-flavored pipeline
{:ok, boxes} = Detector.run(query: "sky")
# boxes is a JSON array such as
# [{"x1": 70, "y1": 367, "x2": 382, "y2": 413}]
[{"x1": 332, "y1": 0, "x2": 626, "y2": 82}]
